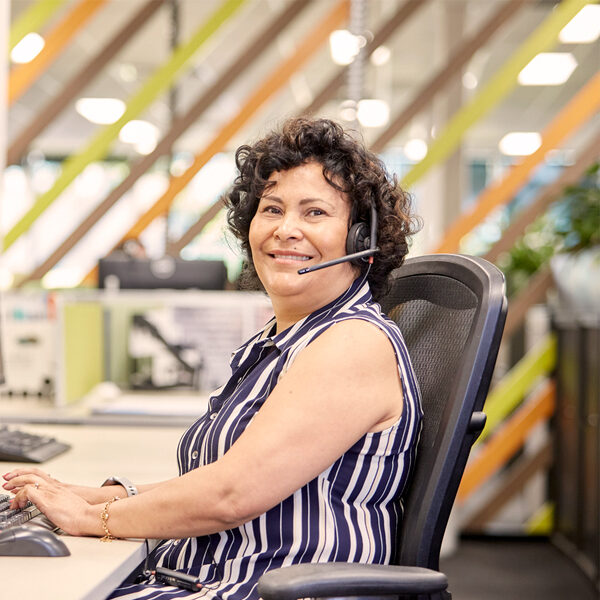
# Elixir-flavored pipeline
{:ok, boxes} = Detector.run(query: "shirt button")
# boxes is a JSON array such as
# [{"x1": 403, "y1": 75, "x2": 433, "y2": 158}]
[
  {"x1": 173, "y1": 540, "x2": 180, "y2": 546},
  {"x1": 209, "y1": 413, "x2": 217, "y2": 420},
  {"x1": 191, "y1": 450, "x2": 199, "y2": 460}
]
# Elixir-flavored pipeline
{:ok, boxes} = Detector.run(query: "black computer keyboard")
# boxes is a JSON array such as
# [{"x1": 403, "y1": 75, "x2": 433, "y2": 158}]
[
  {"x1": 0, "y1": 494, "x2": 41, "y2": 530},
  {"x1": 0, "y1": 426, "x2": 71, "y2": 463}
]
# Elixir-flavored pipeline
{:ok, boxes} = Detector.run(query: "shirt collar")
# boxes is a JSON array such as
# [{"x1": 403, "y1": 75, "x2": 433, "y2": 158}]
[{"x1": 230, "y1": 274, "x2": 372, "y2": 368}]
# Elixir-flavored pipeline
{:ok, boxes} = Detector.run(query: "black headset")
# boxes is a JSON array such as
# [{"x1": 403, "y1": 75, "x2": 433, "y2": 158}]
[{"x1": 298, "y1": 203, "x2": 380, "y2": 274}]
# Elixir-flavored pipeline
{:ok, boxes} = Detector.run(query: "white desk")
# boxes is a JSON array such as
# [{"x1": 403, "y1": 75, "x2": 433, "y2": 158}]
[{"x1": 0, "y1": 423, "x2": 186, "y2": 600}]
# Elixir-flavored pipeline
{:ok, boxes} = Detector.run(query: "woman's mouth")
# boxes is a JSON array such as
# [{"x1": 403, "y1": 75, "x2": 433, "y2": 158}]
[{"x1": 270, "y1": 253, "x2": 311, "y2": 261}]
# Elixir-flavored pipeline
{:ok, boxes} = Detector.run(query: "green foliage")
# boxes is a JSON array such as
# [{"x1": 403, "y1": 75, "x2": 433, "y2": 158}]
[{"x1": 498, "y1": 163, "x2": 600, "y2": 297}]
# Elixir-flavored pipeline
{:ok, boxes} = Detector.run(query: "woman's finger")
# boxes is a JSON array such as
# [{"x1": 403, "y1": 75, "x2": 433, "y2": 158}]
[
  {"x1": 4, "y1": 474, "x2": 47, "y2": 496},
  {"x1": 3, "y1": 467, "x2": 51, "y2": 482}
]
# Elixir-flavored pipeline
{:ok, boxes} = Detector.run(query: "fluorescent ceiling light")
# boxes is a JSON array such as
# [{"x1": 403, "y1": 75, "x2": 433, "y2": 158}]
[
  {"x1": 119, "y1": 120, "x2": 160, "y2": 155},
  {"x1": 370, "y1": 45, "x2": 391, "y2": 66},
  {"x1": 518, "y1": 53, "x2": 577, "y2": 86},
  {"x1": 10, "y1": 32, "x2": 45, "y2": 63},
  {"x1": 499, "y1": 132, "x2": 542, "y2": 156},
  {"x1": 329, "y1": 30, "x2": 363, "y2": 65},
  {"x1": 357, "y1": 99, "x2": 390, "y2": 128},
  {"x1": 559, "y1": 4, "x2": 600, "y2": 43},
  {"x1": 76, "y1": 97, "x2": 126, "y2": 125},
  {"x1": 404, "y1": 138, "x2": 428, "y2": 162},
  {"x1": 462, "y1": 71, "x2": 478, "y2": 90}
]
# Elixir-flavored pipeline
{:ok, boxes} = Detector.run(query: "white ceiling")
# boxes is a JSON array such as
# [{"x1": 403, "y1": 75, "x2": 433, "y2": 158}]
[{"x1": 7, "y1": 0, "x2": 600, "y2": 162}]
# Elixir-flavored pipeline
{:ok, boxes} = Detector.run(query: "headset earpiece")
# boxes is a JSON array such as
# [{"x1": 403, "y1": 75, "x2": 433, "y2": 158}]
[{"x1": 346, "y1": 222, "x2": 370, "y2": 263}]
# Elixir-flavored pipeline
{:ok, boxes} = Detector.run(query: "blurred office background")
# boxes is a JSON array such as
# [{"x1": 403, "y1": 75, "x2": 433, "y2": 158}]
[{"x1": 0, "y1": 1, "x2": 598, "y2": 597}]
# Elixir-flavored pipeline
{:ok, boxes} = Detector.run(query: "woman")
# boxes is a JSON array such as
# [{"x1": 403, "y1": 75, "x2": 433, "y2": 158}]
[{"x1": 3, "y1": 118, "x2": 422, "y2": 600}]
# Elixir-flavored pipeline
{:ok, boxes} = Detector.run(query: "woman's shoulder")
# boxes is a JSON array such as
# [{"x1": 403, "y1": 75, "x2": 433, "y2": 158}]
[{"x1": 301, "y1": 317, "x2": 399, "y2": 373}]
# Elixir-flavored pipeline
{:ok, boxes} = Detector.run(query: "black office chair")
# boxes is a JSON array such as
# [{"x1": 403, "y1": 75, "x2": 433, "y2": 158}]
[{"x1": 258, "y1": 254, "x2": 508, "y2": 600}]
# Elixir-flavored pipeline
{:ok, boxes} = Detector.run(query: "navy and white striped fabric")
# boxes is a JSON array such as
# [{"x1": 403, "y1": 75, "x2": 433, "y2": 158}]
[{"x1": 110, "y1": 275, "x2": 422, "y2": 600}]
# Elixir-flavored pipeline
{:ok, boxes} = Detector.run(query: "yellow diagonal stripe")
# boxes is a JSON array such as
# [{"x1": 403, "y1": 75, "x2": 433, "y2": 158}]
[
  {"x1": 3, "y1": 0, "x2": 247, "y2": 252},
  {"x1": 9, "y1": 0, "x2": 66, "y2": 50},
  {"x1": 479, "y1": 334, "x2": 557, "y2": 443},
  {"x1": 401, "y1": 0, "x2": 590, "y2": 189}
]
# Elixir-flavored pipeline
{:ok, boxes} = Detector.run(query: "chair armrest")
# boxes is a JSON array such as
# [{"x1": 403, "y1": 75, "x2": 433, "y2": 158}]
[
  {"x1": 257, "y1": 563, "x2": 448, "y2": 600},
  {"x1": 468, "y1": 411, "x2": 487, "y2": 437}
]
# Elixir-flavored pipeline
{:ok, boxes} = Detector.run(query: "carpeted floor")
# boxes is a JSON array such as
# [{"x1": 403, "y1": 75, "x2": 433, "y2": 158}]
[{"x1": 440, "y1": 536, "x2": 598, "y2": 599}]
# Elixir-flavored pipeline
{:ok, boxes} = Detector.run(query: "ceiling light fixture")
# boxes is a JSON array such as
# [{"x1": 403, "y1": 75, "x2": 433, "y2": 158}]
[
  {"x1": 329, "y1": 29, "x2": 363, "y2": 65},
  {"x1": 404, "y1": 138, "x2": 428, "y2": 162},
  {"x1": 339, "y1": 99, "x2": 357, "y2": 122},
  {"x1": 119, "y1": 120, "x2": 160, "y2": 155},
  {"x1": 356, "y1": 99, "x2": 390, "y2": 128},
  {"x1": 462, "y1": 71, "x2": 478, "y2": 90},
  {"x1": 370, "y1": 45, "x2": 391, "y2": 66},
  {"x1": 75, "y1": 98, "x2": 126, "y2": 125},
  {"x1": 10, "y1": 32, "x2": 45, "y2": 63},
  {"x1": 518, "y1": 52, "x2": 578, "y2": 86},
  {"x1": 559, "y1": 4, "x2": 600, "y2": 43},
  {"x1": 499, "y1": 132, "x2": 542, "y2": 156}
]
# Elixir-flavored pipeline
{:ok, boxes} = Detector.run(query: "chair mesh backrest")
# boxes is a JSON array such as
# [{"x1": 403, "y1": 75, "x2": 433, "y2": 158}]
[
  {"x1": 380, "y1": 256, "x2": 505, "y2": 570},
  {"x1": 384, "y1": 275, "x2": 477, "y2": 449}
]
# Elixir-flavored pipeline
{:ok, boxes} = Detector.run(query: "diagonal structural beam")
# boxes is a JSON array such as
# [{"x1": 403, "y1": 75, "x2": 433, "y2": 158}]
[
  {"x1": 370, "y1": 0, "x2": 525, "y2": 153},
  {"x1": 457, "y1": 379, "x2": 555, "y2": 503},
  {"x1": 483, "y1": 130, "x2": 600, "y2": 264},
  {"x1": 18, "y1": 0, "x2": 312, "y2": 287},
  {"x1": 400, "y1": 0, "x2": 589, "y2": 190},
  {"x1": 502, "y1": 267, "x2": 554, "y2": 339},
  {"x1": 480, "y1": 335, "x2": 556, "y2": 444},
  {"x1": 462, "y1": 440, "x2": 552, "y2": 532},
  {"x1": 8, "y1": 0, "x2": 164, "y2": 165},
  {"x1": 301, "y1": 0, "x2": 429, "y2": 116},
  {"x1": 9, "y1": 0, "x2": 108, "y2": 105},
  {"x1": 9, "y1": 0, "x2": 66, "y2": 51},
  {"x1": 3, "y1": 0, "x2": 247, "y2": 252},
  {"x1": 434, "y1": 71, "x2": 600, "y2": 254},
  {"x1": 131, "y1": 0, "x2": 350, "y2": 257},
  {"x1": 166, "y1": 0, "x2": 429, "y2": 257}
]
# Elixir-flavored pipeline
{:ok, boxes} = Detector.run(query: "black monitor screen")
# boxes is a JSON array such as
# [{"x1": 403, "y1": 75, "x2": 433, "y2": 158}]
[{"x1": 98, "y1": 256, "x2": 228, "y2": 291}]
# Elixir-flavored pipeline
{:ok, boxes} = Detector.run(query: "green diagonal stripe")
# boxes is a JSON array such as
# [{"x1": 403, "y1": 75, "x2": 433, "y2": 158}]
[
  {"x1": 401, "y1": 0, "x2": 589, "y2": 189},
  {"x1": 9, "y1": 0, "x2": 66, "y2": 51},
  {"x1": 478, "y1": 334, "x2": 557, "y2": 444},
  {"x1": 3, "y1": 0, "x2": 247, "y2": 251}
]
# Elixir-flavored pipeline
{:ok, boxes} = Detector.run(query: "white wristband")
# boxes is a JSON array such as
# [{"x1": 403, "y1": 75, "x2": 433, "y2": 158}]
[{"x1": 101, "y1": 476, "x2": 138, "y2": 497}]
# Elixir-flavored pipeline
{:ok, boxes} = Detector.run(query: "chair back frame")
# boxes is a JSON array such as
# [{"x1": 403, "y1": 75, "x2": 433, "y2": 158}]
[{"x1": 380, "y1": 254, "x2": 507, "y2": 571}]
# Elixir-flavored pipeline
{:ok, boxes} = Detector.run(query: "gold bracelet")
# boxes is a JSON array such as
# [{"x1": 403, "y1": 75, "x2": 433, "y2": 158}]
[{"x1": 100, "y1": 496, "x2": 121, "y2": 542}]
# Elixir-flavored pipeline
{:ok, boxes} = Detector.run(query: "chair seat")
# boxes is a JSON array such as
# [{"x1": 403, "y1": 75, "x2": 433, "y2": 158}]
[{"x1": 258, "y1": 562, "x2": 448, "y2": 600}]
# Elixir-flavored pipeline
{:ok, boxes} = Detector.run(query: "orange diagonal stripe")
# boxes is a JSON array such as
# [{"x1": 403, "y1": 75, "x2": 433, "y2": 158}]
[{"x1": 435, "y1": 70, "x2": 600, "y2": 254}]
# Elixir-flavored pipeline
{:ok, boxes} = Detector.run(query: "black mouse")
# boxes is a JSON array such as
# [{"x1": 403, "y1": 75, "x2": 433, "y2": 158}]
[{"x1": 0, "y1": 525, "x2": 70, "y2": 556}]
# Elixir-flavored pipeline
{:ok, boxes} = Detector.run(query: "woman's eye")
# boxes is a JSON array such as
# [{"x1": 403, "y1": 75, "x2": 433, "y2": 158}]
[
  {"x1": 261, "y1": 205, "x2": 282, "y2": 215},
  {"x1": 307, "y1": 208, "x2": 326, "y2": 217}
]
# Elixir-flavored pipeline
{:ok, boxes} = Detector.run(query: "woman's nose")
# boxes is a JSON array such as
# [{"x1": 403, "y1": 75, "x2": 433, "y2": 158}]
[{"x1": 274, "y1": 213, "x2": 303, "y2": 240}]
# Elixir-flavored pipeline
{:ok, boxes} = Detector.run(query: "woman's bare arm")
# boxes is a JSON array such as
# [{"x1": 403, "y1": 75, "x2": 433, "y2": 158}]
[{"x1": 10, "y1": 319, "x2": 405, "y2": 540}]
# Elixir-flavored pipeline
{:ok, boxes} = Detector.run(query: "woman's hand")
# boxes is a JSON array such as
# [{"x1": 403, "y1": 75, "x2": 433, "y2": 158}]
[
  {"x1": 8, "y1": 474, "x2": 98, "y2": 537},
  {"x1": 3, "y1": 467, "x2": 65, "y2": 494},
  {"x1": 3, "y1": 468, "x2": 120, "y2": 504}
]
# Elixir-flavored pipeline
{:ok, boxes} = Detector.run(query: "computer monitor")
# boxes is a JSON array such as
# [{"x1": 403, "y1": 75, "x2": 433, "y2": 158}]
[{"x1": 98, "y1": 256, "x2": 228, "y2": 290}]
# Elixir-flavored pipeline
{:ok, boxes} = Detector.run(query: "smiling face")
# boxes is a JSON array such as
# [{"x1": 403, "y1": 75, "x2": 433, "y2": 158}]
[{"x1": 249, "y1": 162, "x2": 359, "y2": 328}]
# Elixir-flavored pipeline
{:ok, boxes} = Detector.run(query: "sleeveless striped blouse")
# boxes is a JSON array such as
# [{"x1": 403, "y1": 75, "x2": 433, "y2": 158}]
[{"x1": 110, "y1": 275, "x2": 422, "y2": 600}]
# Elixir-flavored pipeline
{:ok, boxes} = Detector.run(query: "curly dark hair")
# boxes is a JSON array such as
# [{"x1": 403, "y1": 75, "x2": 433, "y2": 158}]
[{"x1": 224, "y1": 117, "x2": 419, "y2": 300}]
